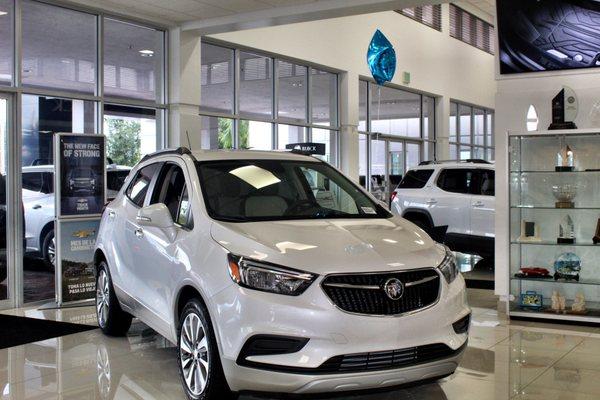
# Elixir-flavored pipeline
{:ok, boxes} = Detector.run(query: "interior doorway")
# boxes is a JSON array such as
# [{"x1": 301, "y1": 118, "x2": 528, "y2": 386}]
[{"x1": 369, "y1": 137, "x2": 422, "y2": 204}]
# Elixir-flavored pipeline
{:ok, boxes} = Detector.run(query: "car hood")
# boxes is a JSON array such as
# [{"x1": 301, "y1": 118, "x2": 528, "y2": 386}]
[{"x1": 210, "y1": 217, "x2": 445, "y2": 275}]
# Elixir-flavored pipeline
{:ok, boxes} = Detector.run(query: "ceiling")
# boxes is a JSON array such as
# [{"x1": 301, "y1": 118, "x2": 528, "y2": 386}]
[
  {"x1": 63, "y1": 0, "x2": 324, "y2": 26},
  {"x1": 461, "y1": 0, "x2": 495, "y2": 20}
]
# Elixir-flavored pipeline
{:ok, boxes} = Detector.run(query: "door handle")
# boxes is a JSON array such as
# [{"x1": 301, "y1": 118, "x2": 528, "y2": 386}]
[
  {"x1": 32, "y1": 204, "x2": 42, "y2": 210},
  {"x1": 473, "y1": 201, "x2": 485, "y2": 207},
  {"x1": 426, "y1": 199, "x2": 437, "y2": 205},
  {"x1": 134, "y1": 228, "x2": 144, "y2": 239}
]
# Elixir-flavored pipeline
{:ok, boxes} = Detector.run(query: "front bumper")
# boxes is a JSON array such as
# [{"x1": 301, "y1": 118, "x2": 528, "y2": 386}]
[
  {"x1": 223, "y1": 343, "x2": 466, "y2": 394},
  {"x1": 210, "y1": 274, "x2": 469, "y2": 393}
]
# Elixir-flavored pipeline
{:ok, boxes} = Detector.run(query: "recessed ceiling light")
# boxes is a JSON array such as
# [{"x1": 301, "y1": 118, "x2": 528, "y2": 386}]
[{"x1": 139, "y1": 49, "x2": 154, "y2": 57}]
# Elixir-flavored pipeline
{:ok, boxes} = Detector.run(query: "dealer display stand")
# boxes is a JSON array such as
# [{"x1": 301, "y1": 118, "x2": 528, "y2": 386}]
[{"x1": 508, "y1": 129, "x2": 600, "y2": 324}]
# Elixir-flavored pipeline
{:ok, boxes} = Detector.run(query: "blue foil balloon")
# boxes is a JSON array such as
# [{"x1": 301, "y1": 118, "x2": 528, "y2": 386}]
[{"x1": 367, "y1": 29, "x2": 396, "y2": 85}]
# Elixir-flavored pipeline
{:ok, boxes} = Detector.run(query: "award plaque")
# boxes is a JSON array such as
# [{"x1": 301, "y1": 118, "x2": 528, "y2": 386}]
[
  {"x1": 548, "y1": 87, "x2": 578, "y2": 130},
  {"x1": 519, "y1": 220, "x2": 541, "y2": 242}
]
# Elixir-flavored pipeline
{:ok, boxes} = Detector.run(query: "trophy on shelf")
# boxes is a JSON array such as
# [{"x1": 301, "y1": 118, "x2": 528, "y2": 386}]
[
  {"x1": 553, "y1": 252, "x2": 581, "y2": 281},
  {"x1": 519, "y1": 220, "x2": 542, "y2": 242},
  {"x1": 552, "y1": 183, "x2": 577, "y2": 208},
  {"x1": 548, "y1": 86, "x2": 578, "y2": 130},
  {"x1": 556, "y1": 144, "x2": 575, "y2": 172},
  {"x1": 571, "y1": 293, "x2": 587, "y2": 314},
  {"x1": 557, "y1": 214, "x2": 575, "y2": 244}
]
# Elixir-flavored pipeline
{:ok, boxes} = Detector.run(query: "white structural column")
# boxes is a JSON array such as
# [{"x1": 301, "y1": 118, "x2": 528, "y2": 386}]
[
  {"x1": 339, "y1": 71, "x2": 360, "y2": 181},
  {"x1": 169, "y1": 28, "x2": 203, "y2": 149},
  {"x1": 435, "y1": 96, "x2": 451, "y2": 160}
]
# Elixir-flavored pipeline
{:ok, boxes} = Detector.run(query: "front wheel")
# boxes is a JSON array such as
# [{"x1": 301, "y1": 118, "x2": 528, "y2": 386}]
[
  {"x1": 42, "y1": 229, "x2": 55, "y2": 270},
  {"x1": 178, "y1": 299, "x2": 232, "y2": 400},
  {"x1": 96, "y1": 262, "x2": 132, "y2": 336}
]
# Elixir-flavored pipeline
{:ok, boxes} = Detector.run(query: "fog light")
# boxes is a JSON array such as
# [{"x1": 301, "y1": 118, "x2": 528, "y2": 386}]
[{"x1": 452, "y1": 313, "x2": 471, "y2": 334}]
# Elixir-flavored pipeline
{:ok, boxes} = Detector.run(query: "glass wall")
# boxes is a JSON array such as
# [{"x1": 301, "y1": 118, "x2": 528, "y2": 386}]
[
  {"x1": 358, "y1": 79, "x2": 436, "y2": 195},
  {"x1": 0, "y1": 0, "x2": 14, "y2": 85},
  {"x1": 199, "y1": 41, "x2": 340, "y2": 165},
  {"x1": 449, "y1": 101, "x2": 494, "y2": 161},
  {"x1": 0, "y1": 0, "x2": 168, "y2": 305},
  {"x1": 0, "y1": 98, "x2": 7, "y2": 302}
]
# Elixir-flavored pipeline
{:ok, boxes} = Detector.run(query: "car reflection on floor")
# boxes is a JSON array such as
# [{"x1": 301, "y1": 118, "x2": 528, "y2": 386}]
[{"x1": 2, "y1": 319, "x2": 453, "y2": 400}]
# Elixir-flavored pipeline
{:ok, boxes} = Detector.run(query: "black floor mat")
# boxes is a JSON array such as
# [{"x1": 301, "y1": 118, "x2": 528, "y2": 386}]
[{"x1": 0, "y1": 314, "x2": 97, "y2": 349}]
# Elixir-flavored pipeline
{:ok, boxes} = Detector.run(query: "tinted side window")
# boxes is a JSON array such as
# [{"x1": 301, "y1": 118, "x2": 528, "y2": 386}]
[
  {"x1": 476, "y1": 169, "x2": 494, "y2": 196},
  {"x1": 22, "y1": 173, "x2": 43, "y2": 192},
  {"x1": 107, "y1": 170, "x2": 130, "y2": 191},
  {"x1": 41, "y1": 172, "x2": 54, "y2": 194},
  {"x1": 437, "y1": 169, "x2": 474, "y2": 194},
  {"x1": 398, "y1": 170, "x2": 434, "y2": 189},
  {"x1": 151, "y1": 164, "x2": 192, "y2": 227},
  {"x1": 126, "y1": 163, "x2": 160, "y2": 207}
]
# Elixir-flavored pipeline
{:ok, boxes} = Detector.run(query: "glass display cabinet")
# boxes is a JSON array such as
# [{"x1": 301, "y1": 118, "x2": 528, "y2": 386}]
[{"x1": 509, "y1": 130, "x2": 600, "y2": 323}]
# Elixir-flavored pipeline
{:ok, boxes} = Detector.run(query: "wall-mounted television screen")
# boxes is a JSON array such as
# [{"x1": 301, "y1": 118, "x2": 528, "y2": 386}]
[{"x1": 498, "y1": 0, "x2": 600, "y2": 74}]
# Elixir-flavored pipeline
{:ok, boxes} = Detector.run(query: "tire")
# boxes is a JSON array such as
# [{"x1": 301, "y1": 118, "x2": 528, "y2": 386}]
[
  {"x1": 96, "y1": 262, "x2": 132, "y2": 336},
  {"x1": 42, "y1": 229, "x2": 56, "y2": 271},
  {"x1": 178, "y1": 298, "x2": 232, "y2": 400}
]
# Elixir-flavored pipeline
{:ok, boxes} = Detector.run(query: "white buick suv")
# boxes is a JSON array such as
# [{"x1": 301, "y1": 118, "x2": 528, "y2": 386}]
[{"x1": 94, "y1": 148, "x2": 470, "y2": 399}]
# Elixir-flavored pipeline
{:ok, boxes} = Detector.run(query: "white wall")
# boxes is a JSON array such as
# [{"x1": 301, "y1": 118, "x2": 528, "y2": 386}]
[
  {"x1": 204, "y1": 5, "x2": 496, "y2": 175},
  {"x1": 495, "y1": 70, "x2": 600, "y2": 298}
]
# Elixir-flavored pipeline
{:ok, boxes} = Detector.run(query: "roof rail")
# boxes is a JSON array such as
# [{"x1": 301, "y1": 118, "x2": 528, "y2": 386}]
[
  {"x1": 139, "y1": 147, "x2": 195, "y2": 163},
  {"x1": 419, "y1": 159, "x2": 491, "y2": 166}
]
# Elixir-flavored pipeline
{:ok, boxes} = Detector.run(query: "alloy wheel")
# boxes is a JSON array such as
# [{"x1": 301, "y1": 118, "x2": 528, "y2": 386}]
[
  {"x1": 96, "y1": 270, "x2": 110, "y2": 328},
  {"x1": 180, "y1": 313, "x2": 210, "y2": 396},
  {"x1": 48, "y1": 237, "x2": 56, "y2": 265}
]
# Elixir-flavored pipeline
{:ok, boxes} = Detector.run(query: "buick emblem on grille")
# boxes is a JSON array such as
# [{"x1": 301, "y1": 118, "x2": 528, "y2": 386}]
[{"x1": 383, "y1": 278, "x2": 404, "y2": 300}]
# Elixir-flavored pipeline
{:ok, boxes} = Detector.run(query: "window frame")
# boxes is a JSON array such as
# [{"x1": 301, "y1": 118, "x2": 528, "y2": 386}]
[
  {"x1": 397, "y1": 4, "x2": 442, "y2": 31},
  {"x1": 198, "y1": 39, "x2": 340, "y2": 167},
  {"x1": 449, "y1": 100, "x2": 494, "y2": 161},
  {"x1": 436, "y1": 168, "x2": 477, "y2": 195},
  {"x1": 449, "y1": 4, "x2": 495, "y2": 55},
  {"x1": 358, "y1": 78, "x2": 437, "y2": 193}
]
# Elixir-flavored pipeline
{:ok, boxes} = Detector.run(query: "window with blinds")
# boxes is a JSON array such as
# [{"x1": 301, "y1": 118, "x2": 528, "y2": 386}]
[
  {"x1": 397, "y1": 4, "x2": 442, "y2": 31},
  {"x1": 449, "y1": 4, "x2": 494, "y2": 55}
]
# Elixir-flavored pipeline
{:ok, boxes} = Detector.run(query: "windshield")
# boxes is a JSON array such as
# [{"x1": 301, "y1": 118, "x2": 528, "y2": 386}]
[{"x1": 196, "y1": 160, "x2": 391, "y2": 222}]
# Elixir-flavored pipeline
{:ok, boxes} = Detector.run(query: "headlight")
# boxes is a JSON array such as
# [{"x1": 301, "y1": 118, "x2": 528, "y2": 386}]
[
  {"x1": 438, "y1": 246, "x2": 459, "y2": 284},
  {"x1": 227, "y1": 254, "x2": 316, "y2": 296}
]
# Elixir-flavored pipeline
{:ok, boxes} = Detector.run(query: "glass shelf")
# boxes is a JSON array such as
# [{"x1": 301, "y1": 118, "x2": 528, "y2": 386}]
[
  {"x1": 510, "y1": 170, "x2": 600, "y2": 174},
  {"x1": 511, "y1": 241, "x2": 599, "y2": 247},
  {"x1": 511, "y1": 206, "x2": 600, "y2": 210},
  {"x1": 509, "y1": 131, "x2": 600, "y2": 324},
  {"x1": 511, "y1": 277, "x2": 600, "y2": 286}
]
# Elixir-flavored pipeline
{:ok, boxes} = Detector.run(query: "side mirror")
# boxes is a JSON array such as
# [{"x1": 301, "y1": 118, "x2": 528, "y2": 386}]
[{"x1": 136, "y1": 203, "x2": 176, "y2": 242}]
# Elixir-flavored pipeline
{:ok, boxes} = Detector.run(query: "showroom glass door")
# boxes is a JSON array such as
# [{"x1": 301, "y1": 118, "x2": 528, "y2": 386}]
[
  {"x1": 0, "y1": 95, "x2": 11, "y2": 308},
  {"x1": 388, "y1": 141, "x2": 404, "y2": 202}
]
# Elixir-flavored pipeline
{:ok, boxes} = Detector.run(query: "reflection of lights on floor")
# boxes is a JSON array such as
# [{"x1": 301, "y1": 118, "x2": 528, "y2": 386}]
[{"x1": 454, "y1": 251, "x2": 483, "y2": 273}]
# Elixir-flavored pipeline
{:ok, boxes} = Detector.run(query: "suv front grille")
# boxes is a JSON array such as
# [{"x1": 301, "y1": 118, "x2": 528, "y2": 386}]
[{"x1": 321, "y1": 269, "x2": 440, "y2": 316}]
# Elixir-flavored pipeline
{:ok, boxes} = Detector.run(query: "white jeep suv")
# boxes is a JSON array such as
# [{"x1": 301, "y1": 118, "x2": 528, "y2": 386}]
[
  {"x1": 390, "y1": 160, "x2": 495, "y2": 258},
  {"x1": 94, "y1": 148, "x2": 470, "y2": 399}
]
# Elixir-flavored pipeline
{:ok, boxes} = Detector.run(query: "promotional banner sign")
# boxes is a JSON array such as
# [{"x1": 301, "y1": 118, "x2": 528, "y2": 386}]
[
  {"x1": 55, "y1": 133, "x2": 106, "y2": 217},
  {"x1": 57, "y1": 218, "x2": 100, "y2": 303}
]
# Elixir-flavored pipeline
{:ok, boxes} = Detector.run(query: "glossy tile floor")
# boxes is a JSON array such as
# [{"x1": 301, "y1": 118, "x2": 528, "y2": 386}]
[{"x1": 2, "y1": 289, "x2": 600, "y2": 399}]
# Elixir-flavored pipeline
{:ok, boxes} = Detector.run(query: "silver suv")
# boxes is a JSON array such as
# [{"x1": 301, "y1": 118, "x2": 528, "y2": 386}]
[
  {"x1": 94, "y1": 147, "x2": 470, "y2": 399},
  {"x1": 390, "y1": 160, "x2": 495, "y2": 258}
]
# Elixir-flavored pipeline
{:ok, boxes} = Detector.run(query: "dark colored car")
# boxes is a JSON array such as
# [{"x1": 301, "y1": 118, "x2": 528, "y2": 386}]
[{"x1": 67, "y1": 167, "x2": 98, "y2": 195}]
